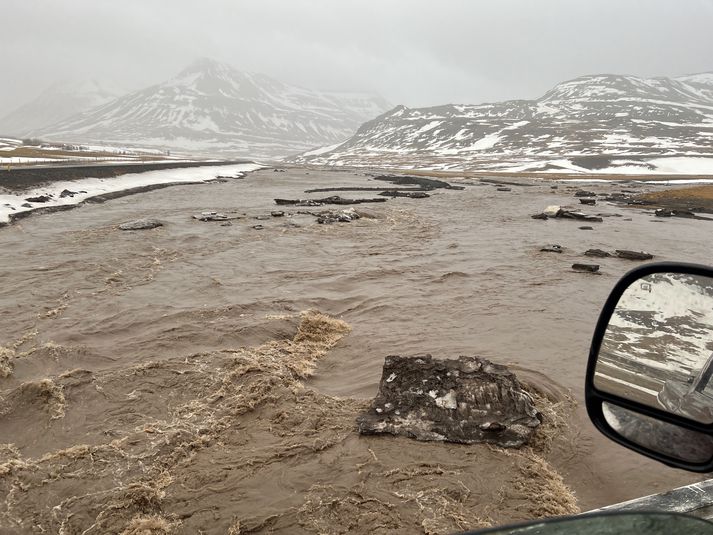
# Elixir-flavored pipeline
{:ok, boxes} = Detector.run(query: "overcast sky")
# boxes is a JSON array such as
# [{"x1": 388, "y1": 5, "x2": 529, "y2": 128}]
[{"x1": 2, "y1": 0, "x2": 713, "y2": 114}]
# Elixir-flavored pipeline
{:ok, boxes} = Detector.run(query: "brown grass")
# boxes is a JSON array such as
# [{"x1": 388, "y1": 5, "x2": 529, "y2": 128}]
[{"x1": 638, "y1": 184, "x2": 713, "y2": 202}]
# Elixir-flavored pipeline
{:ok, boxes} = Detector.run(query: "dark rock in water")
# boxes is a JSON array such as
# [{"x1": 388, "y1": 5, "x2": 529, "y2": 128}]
[
  {"x1": 496, "y1": 187, "x2": 512, "y2": 192},
  {"x1": 220, "y1": 222, "x2": 232, "y2": 227},
  {"x1": 59, "y1": 189, "x2": 79, "y2": 198},
  {"x1": 316, "y1": 208, "x2": 360, "y2": 224},
  {"x1": 558, "y1": 210, "x2": 603, "y2": 222},
  {"x1": 654, "y1": 208, "x2": 699, "y2": 219},
  {"x1": 541, "y1": 244, "x2": 563, "y2": 253},
  {"x1": 21, "y1": 203, "x2": 32, "y2": 208},
  {"x1": 252, "y1": 224, "x2": 265, "y2": 230},
  {"x1": 25, "y1": 195, "x2": 52, "y2": 203},
  {"x1": 357, "y1": 355, "x2": 540, "y2": 448},
  {"x1": 616, "y1": 250, "x2": 653, "y2": 261},
  {"x1": 275, "y1": 195, "x2": 387, "y2": 206},
  {"x1": 572, "y1": 263, "x2": 600, "y2": 272},
  {"x1": 270, "y1": 211, "x2": 285, "y2": 217},
  {"x1": 378, "y1": 190, "x2": 430, "y2": 198},
  {"x1": 579, "y1": 198, "x2": 596, "y2": 205},
  {"x1": 531, "y1": 213, "x2": 549, "y2": 220},
  {"x1": 193, "y1": 211, "x2": 230, "y2": 222},
  {"x1": 579, "y1": 226, "x2": 594, "y2": 230},
  {"x1": 550, "y1": 185, "x2": 559, "y2": 189},
  {"x1": 118, "y1": 218, "x2": 163, "y2": 231},
  {"x1": 575, "y1": 190, "x2": 596, "y2": 197},
  {"x1": 254, "y1": 215, "x2": 271, "y2": 221},
  {"x1": 585, "y1": 249, "x2": 612, "y2": 258}
]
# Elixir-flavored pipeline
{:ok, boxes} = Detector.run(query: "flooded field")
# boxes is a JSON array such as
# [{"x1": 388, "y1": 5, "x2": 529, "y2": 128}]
[{"x1": 0, "y1": 166, "x2": 710, "y2": 533}]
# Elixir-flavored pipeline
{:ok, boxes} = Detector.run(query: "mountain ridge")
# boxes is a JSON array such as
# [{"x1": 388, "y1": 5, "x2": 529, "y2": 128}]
[
  {"x1": 293, "y1": 71, "x2": 713, "y2": 173},
  {"x1": 17, "y1": 58, "x2": 391, "y2": 158}
]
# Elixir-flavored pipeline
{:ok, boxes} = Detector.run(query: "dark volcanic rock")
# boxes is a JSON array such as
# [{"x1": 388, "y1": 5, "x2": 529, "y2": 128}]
[
  {"x1": 496, "y1": 187, "x2": 512, "y2": 192},
  {"x1": 118, "y1": 218, "x2": 163, "y2": 230},
  {"x1": 275, "y1": 195, "x2": 387, "y2": 206},
  {"x1": 378, "y1": 190, "x2": 430, "y2": 198},
  {"x1": 616, "y1": 250, "x2": 654, "y2": 261},
  {"x1": 531, "y1": 213, "x2": 549, "y2": 220},
  {"x1": 575, "y1": 190, "x2": 596, "y2": 197},
  {"x1": 579, "y1": 226, "x2": 594, "y2": 230},
  {"x1": 21, "y1": 203, "x2": 32, "y2": 208},
  {"x1": 585, "y1": 249, "x2": 612, "y2": 258},
  {"x1": 25, "y1": 195, "x2": 52, "y2": 203},
  {"x1": 572, "y1": 263, "x2": 600, "y2": 272},
  {"x1": 270, "y1": 210, "x2": 285, "y2": 217},
  {"x1": 579, "y1": 198, "x2": 596, "y2": 205},
  {"x1": 541, "y1": 244, "x2": 564, "y2": 253},
  {"x1": 357, "y1": 355, "x2": 540, "y2": 448},
  {"x1": 59, "y1": 189, "x2": 79, "y2": 198}
]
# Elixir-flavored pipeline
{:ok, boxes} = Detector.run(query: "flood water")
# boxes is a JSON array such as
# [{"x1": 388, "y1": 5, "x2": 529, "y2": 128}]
[{"x1": 0, "y1": 166, "x2": 710, "y2": 533}]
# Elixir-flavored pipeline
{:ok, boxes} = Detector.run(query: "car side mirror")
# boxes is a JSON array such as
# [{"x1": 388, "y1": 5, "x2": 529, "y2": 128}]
[{"x1": 586, "y1": 263, "x2": 713, "y2": 471}]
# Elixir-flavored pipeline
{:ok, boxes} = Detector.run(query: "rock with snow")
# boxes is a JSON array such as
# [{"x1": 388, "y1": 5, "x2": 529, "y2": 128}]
[
  {"x1": 357, "y1": 355, "x2": 540, "y2": 448},
  {"x1": 118, "y1": 219, "x2": 163, "y2": 230}
]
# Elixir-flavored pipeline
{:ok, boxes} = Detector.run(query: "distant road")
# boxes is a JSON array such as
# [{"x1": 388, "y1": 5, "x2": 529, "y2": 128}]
[{"x1": 0, "y1": 159, "x2": 255, "y2": 191}]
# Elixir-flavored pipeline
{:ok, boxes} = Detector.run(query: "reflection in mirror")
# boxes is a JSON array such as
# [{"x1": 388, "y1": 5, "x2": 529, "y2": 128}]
[
  {"x1": 594, "y1": 272, "x2": 713, "y2": 423},
  {"x1": 602, "y1": 402, "x2": 713, "y2": 464},
  {"x1": 467, "y1": 512, "x2": 713, "y2": 534}
]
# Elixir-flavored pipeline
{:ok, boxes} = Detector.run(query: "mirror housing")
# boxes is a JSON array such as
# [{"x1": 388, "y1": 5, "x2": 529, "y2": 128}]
[{"x1": 586, "y1": 262, "x2": 713, "y2": 472}]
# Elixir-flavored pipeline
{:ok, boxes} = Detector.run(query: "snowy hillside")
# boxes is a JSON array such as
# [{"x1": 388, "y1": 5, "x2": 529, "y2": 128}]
[
  {"x1": 293, "y1": 72, "x2": 713, "y2": 174},
  {"x1": 0, "y1": 79, "x2": 124, "y2": 137},
  {"x1": 30, "y1": 58, "x2": 391, "y2": 158}
]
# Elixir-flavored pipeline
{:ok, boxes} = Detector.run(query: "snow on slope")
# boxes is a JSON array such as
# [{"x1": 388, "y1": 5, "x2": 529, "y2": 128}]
[
  {"x1": 293, "y1": 72, "x2": 713, "y2": 174},
  {"x1": 31, "y1": 58, "x2": 391, "y2": 159}
]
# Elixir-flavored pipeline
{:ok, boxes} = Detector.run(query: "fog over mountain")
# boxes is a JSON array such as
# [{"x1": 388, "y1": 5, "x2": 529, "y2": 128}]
[
  {"x1": 1, "y1": 1, "x2": 712, "y2": 114},
  {"x1": 15, "y1": 59, "x2": 390, "y2": 158}
]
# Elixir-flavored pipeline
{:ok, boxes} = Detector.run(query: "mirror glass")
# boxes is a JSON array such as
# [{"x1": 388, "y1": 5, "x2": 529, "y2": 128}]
[
  {"x1": 465, "y1": 512, "x2": 713, "y2": 535},
  {"x1": 602, "y1": 402, "x2": 713, "y2": 464},
  {"x1": 594, "y1": 272, "x2": 713, "y2": 424}
]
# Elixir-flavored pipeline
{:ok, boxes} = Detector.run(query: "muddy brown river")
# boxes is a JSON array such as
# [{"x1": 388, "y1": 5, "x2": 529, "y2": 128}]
[{"x1": 0, "y1": 166, "x2": 710, "y2": 534}]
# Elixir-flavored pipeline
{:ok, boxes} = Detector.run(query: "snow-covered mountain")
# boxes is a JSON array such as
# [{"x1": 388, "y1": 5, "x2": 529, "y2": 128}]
[
  {"x1": 30, "y1": 58, "x2": 390, "y2": 158},
  {"x1": 293, "y1": 73, "x2": 713, "y2": 174},
  {"x1": 0, "y1": 79, "x2": 124, "y2": 137}
]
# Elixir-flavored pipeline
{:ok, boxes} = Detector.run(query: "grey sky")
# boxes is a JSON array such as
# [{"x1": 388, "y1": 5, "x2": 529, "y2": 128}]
[{"x1": 2, "y1": 0, "x2": 712, "y2": 113}]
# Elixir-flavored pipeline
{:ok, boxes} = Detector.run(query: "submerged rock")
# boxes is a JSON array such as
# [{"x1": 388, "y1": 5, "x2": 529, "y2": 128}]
[
  {"x1": 541, "y1": 244, "x2": 564, "y2": 253},
  {"x1": 357, "y1": 355, "x2": 540, "y2": 448},
  {"x1": 118, "y1": 218, "x2": 163, "y2": 230}
]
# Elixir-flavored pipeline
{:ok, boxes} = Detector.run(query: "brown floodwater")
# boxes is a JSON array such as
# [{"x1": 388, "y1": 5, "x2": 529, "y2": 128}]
[{"x1": 0, "y1": 166, "x2": 710, "y2": 534}]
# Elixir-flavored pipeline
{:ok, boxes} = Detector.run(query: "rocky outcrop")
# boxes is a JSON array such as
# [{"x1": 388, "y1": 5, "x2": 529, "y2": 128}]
[{"x1": 357, "y1": 355, "x2": 540, "y2": 448}]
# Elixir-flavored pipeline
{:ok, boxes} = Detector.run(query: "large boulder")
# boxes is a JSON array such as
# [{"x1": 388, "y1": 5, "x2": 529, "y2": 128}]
[
  {"x1": 357, "y1": 355, "x2": 540, "y2": 448},
  {"x1": 118, "y1": 218, "x2": 163, "y2": 230}
]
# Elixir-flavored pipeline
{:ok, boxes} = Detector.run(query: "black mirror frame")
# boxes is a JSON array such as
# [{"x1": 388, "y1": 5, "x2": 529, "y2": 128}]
[{"x1": 586, "y1": 262, "x2": 713, "y2": 472}]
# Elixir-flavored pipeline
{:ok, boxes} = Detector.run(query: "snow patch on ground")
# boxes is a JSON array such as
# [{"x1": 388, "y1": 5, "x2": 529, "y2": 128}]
[{"x1": 0, "y1": 163, "x2": 263, "y2": 225}]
